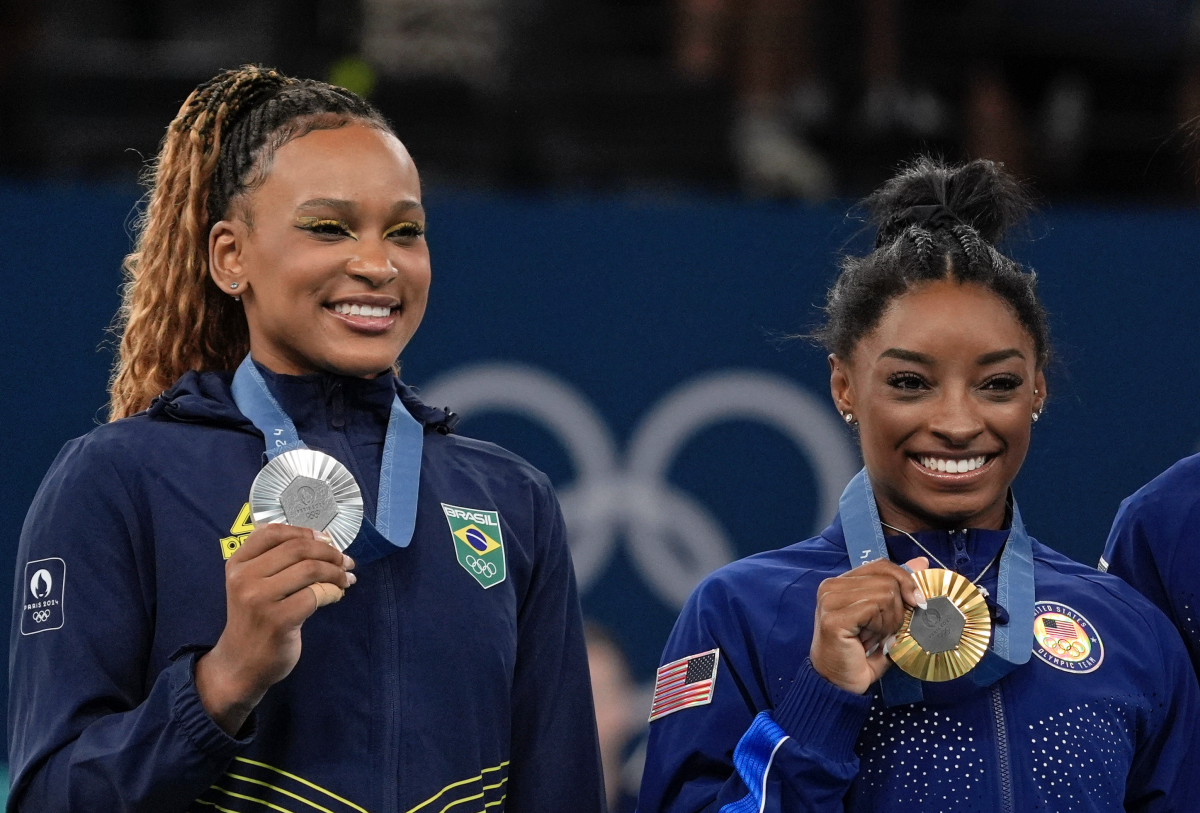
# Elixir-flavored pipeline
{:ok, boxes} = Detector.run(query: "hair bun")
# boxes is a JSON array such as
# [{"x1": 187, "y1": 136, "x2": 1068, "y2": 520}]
[{"x1": 869, "y1": 157, "x2": 1032, "y2": 247}]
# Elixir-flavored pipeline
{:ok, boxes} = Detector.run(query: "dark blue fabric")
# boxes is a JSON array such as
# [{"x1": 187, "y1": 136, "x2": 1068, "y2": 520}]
[
  {"x1": 1104, "y1": 452, "x2": 1200, "y2": 677},
  {"x1": 7, "y1": 369, "x2": 604, "y2": 813},
  {"x1": 638, "y1": 515, "x2": 1200, "y2": 812}
]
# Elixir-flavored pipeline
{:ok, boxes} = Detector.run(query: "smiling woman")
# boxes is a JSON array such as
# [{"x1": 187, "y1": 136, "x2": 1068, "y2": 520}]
[
  {"x1": 8, "y1": 66, "x2": 604, "y2": 813},
  {"x1": 637, "y1": 158, "x2": 1200, "y2": 812}
]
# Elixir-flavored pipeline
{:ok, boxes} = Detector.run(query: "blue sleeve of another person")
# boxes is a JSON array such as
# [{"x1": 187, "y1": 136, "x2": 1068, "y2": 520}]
[
  {"x1": 7, "y1": 435, "x2": 251, "y2": 812},
  {"x1": 1104, "y1": 454, "x2": 1200, "y2": 676},
  {"x1": 637, "y1": 566, "x2": 872, "y2": 812}
]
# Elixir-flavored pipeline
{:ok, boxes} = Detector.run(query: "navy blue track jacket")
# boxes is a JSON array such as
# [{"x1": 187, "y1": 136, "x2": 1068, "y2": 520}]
[
  {"x1": 8, "y1": 366, "x2": 605, "y2": 813},
  {"x1": 1104, "y1": 452, "x2": 1200, "y2": 677},
  {"x1": 638, "y1": 517, "x2": 1200, "y2": 812}
]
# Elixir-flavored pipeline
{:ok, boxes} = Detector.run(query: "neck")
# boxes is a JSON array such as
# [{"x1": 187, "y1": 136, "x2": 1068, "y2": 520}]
[
  {"x1": 874, "y1": 492, "x2": 1008, "y2": 534},
  {"x1": 248, "y1": 346, "x2": 382, "y2": 379}
]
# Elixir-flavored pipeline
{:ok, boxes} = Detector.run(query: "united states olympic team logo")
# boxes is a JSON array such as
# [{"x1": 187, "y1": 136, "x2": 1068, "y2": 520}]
[
  {"x1": 421, "y1": 363, "x2": 858, "y2": 609},
  {"x1": 1031, "y1": 602, "x2": 1104, "y2": 674}
]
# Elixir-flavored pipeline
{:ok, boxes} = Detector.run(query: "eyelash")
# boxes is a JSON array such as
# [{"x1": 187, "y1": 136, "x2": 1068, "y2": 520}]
[
  {"x1": 885, "y1": 372, "x2": 1025, "y2": 393},
  {"x1": 295, "y1": 219, "x2": 426, "y2": 240},
  {"x1": 886, "y1": 372, "x2": 928, "y2": 391},
  {"x1": 981, "y1": 374, "x2": 1023, "y2": 392},
  {"x1": 297, "y1": 218, "x2": 353, "y2": 237},
  {"x1": 383, "y1": 221, "x2": 426, "y2": 240}
]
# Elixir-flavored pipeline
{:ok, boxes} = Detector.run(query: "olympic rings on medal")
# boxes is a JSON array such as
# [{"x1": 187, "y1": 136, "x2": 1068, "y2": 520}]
[
  {"x1": 31, "y1": 610, "x2": 51, "y2": 623},
  {"x1": 465, "y1": 554, "x2": 498, "y2": 578},
  {"x1": 421, "y1": 364, "x2": 859, "y2": 610}
]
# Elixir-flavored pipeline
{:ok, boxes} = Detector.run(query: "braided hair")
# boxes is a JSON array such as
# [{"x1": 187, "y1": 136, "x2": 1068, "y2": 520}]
[
  {"x1": 109, "y1": 65, "x2": 392, "y2": 420},
  {"x1": 816, "y1": 157, "x2": 1049, "y2": 367}
]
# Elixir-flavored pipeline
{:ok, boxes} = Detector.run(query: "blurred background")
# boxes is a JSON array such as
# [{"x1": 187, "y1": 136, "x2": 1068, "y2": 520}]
[{"x1": 5, "y1": 1, "x2": 1200, "y2": 808}]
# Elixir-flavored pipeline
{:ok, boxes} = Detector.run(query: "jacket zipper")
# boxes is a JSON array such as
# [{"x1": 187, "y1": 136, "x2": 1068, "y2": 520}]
[{"x1": 990, "y1": 683, "x2": 1014, "y2": 813}]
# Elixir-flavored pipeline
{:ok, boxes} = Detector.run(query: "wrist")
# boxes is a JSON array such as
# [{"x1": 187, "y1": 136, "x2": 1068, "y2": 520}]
[{"x1": 195, "y1": 646, "x2": 265, "y2": 736}]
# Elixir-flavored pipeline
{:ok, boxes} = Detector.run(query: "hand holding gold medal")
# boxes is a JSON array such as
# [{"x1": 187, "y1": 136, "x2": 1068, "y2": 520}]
[{"x1": 887, "y1": 568, "x2": 992, "y2": 682}]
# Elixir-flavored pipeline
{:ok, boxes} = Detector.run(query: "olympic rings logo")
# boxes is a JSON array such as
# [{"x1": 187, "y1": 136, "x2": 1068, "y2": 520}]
[
  {"x1": 31, "y1": 610, "x2": 51, "y2": 623},
  {"x1": 465, "y1": 554, "x2": 498, "y2": 578},
  {"x1": 421, "y1": 363, "x2": 858, "y2": 609}
]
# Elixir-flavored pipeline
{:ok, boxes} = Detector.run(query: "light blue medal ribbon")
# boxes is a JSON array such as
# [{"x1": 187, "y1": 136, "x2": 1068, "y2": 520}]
[
  {"x1": 231, "y1": 356, "x2": 424, "y2": 564},
  {"x1": 839, "y1": 468, "x2": 1034, "y2": 706}
]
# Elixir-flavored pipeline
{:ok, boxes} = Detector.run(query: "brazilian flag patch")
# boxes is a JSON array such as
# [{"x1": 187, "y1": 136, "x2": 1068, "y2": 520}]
[{"x1": 441, "y1": 503, "x2": 506, "y2": 589}]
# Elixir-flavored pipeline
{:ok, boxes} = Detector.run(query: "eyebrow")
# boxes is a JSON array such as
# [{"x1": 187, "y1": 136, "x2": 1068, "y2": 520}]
[
  {"x1": 878, "y1": 347, "x2": 1027, "y2": 366},
  {"x1": 976, "y1": 348, "x2": 1026, "y2": 365},
  {"x1": 295, "y1": 198, "x2": 424, "y2": 215},
  {"x1": 878, "y1": 348, "x2": 935, "y2": 364}
]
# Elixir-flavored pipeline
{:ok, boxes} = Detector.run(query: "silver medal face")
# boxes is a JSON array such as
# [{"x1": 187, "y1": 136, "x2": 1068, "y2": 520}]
[{"x1": 249, "y1": 449, "x2": 363, "y2": 551}]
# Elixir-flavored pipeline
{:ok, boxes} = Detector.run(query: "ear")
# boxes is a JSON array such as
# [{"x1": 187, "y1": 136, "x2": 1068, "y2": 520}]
[
  {"x1": 208, "y1": 219, "x2": 249, "y2": 295},
  {"x1": 829, "y1": 354, "x2": 855, "y2": 418},
  {"x1": 1033, "y1": 368, "x2": 1048, "y2": 414}
]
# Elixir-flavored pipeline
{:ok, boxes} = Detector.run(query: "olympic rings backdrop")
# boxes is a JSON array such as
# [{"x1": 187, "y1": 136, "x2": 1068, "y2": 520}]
[{"x1": 4, "y1": 183, "x2": 1200, "y2": 742}]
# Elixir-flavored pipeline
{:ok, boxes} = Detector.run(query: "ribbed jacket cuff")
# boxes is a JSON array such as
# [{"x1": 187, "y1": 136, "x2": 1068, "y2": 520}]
[
  {"x1": 771, "y1": 658, "x2": 872, "y2": 762},
  {"x1": 169, "y1": 650, "x2": 256, "y2": 754}
]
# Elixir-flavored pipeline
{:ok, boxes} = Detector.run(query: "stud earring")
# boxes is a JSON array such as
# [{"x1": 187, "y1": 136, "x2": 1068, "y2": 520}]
[
  {"x1": 842, "y1": 412, "x2": 854, "y2": 425},
  {"x1": 229, "y1": 282, "x2": 239, "y2": 290}
]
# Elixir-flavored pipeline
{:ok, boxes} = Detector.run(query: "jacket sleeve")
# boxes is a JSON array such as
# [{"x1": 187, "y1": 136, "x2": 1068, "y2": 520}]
[
  {"x1": 8, "y1": 436, "x2": 253, "y2": 812},
  {"x1": 1102, "y1": 496, "x2": 1175, "y2": 622},
  {"x1": 504, "y1": 482, "x2": 605, "y2": 812},
  {"x1": 1124, "y1": 605, "x2": 1200, "y2": 811},
  {"x1": 638, "y1": 575, "x2": 872, "y2": 812}
]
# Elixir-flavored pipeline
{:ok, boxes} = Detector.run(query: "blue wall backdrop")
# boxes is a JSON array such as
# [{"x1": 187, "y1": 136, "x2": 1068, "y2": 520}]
[{"x1": 3, "y1": 184, "x2": 1199, "y2": 778}]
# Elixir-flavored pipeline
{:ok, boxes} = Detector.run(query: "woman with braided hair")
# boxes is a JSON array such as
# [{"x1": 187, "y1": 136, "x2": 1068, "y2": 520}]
[
  {"x1": 8, "y1": 66, "x2": 604, "y2": 812},
  {"x1": 637, "y1": 157, "x2": 1200, "y2": 811}
]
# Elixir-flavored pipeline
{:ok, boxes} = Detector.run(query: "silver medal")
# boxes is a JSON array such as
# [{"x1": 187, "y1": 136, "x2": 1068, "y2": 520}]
[{"x1": 249, "y1": 448, "x2": 364, "y2": 552}]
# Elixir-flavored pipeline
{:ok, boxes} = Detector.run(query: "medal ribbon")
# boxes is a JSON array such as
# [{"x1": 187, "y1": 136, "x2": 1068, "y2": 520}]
[
  {"x1": 838, "y1": 468, "x2": 1034, "y2": 705},
  {"x1": 231, "y1": 356, "x2": 424, "y2": 563}
]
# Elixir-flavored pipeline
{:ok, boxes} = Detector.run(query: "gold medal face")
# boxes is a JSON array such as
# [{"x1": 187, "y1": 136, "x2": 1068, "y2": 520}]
[{"x1": 888, "y1": 568, "x2": 992, "y2": 682}]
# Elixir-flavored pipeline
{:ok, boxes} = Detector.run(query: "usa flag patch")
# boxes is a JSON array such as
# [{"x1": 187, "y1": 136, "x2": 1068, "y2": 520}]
[{"x1": 648, "y1": 648, "x2": 720, "y2": 722}]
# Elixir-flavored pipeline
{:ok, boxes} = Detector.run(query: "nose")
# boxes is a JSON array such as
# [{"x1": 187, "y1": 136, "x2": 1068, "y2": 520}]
[
  {"x1": 928, "y1": 389, "x2": 985, "y2": 447},
  {"x1": 345, "y1": 236, "x2": 397, "y2": 287}
]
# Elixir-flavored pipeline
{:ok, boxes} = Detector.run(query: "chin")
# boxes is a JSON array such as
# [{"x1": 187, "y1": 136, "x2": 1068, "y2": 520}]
[
  {"x1": 319, "y1": 350, "x2": 400, "y2": 378},
  {"x1": 909, "y1": 491, "x2": 1000, "y2": 529}
]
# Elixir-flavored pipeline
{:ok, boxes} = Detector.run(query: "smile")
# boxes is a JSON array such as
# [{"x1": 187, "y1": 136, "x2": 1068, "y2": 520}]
[
  {"x1": 324, "y1": 297, "x2": 400, "y2": 335},
  {"x1": 911, "y1": 454, "x2": 997, "y2": 477},
  {"x1": 332, "y1": 303, "x2": 395, "y2": 317}
]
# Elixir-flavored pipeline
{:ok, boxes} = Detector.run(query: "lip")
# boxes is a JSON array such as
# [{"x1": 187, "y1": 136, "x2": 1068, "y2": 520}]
[
  {"x1": 908, "y1": 453, "x2": 999, "y2": 482},
  {"x1": 324, "y1": 295, "x2": 400, "y2": 336}
]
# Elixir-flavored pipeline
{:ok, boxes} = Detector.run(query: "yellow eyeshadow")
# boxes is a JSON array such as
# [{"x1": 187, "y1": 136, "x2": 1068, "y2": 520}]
[
  {"x1": 295, "y1": 217, "x2": 358, "y2": 239},
  {"x1": 383, "y1": 221, "x2": 425, "y2": 239}
]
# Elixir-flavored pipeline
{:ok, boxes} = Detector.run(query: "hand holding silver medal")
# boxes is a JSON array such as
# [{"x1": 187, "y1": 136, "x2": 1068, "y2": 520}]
[{"x1": 249, "y1": 448, "x2": 364, "y2": 607}]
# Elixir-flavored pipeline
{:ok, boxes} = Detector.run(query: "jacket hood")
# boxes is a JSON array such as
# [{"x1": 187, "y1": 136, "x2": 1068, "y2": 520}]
[{"x1": 145, "y1": 370, "x2": 460, "y2": 435}]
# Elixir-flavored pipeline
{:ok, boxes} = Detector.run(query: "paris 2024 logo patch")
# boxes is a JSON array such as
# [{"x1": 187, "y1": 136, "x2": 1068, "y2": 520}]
[{"x1": 21, "y1": 557, "x2": 65, "y2": 635}]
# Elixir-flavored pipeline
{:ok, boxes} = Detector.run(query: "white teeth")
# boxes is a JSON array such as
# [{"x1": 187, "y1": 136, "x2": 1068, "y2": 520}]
[
  {"x1": 918, "y1": 456, "x2": 988, "y2": 473},
  {"x1": 332, "y1": 303, "x2": 393, "y2": 317}
]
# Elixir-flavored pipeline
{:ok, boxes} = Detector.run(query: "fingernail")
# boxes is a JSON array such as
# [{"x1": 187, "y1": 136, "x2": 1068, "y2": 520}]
[
  {"x1": 342, "y1": 554, "x2": 355, "y2": 570},
  {"x1": 883, "y1": 634, "x2": 897, "y2": 656},
  {"x1": 346, "y1": 572, "x2": 357, "y2": 585},
  {"x1": 914, "y1": 587, "x2": 928, "y2": 610},
  {"x1": 865, "y1": 642, "x2": 880, "y2": 657},
  {"x1": 314, "y1": 530, "x2": 333, "y2": 544}
]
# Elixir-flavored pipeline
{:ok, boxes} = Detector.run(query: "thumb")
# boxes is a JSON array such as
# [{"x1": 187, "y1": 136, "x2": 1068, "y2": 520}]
[{"x1": 900, "y1": 557, "x2": 929, "y2": 609}]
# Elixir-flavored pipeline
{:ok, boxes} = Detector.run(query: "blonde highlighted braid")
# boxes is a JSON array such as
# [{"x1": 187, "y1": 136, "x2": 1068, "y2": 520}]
[{"x1": 109, "y1": 65, "x2": 390, "y2": 420}]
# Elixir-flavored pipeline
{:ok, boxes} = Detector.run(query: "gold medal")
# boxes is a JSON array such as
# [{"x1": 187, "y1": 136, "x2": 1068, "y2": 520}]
[{"x1": 888, "y1": 568, "x2": 992, "y2": 682}]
